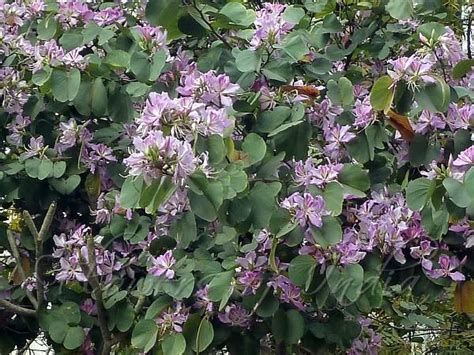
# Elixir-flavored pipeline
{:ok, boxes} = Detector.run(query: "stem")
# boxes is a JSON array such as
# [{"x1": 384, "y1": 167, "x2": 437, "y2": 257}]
[
  {"x1": 249, "y1": 286, "x2": 271, "y2": 317},
  {"x1": 0, "y1": 299, "x2": 36, "y2": 317},
  {"x1": 269, "y1": 236, "x2": 279, "y2": 274},
  {"x1": 6, "y1": 230, "x2": 38, "y2": 309}
]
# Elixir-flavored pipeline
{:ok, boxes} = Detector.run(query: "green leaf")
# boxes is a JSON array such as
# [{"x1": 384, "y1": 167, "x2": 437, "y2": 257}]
[
  {"x1": 386, "y1": 0, "x2": 413, "y2": 19},
  {"x1": 453, "y1": 59, "x2": 474, "y2": 80},
  {"x1": 37, "y1": 17, "x2": 58, "y2": 40},
  {"x1": 268, "y1": 120, "x2": 304, "y2": 137},
  {"x1": 105, "y1": 50, "x2": 131, "y2": 69},
  {"x1": 249, "y1": 182, "x2": 282, "y2": 229},
  {"x1": 149, "y1": 50, "x2": 167, "y2": 81},
  {"x1": 417, "y1": 22, "x2": 446, "y2": 42},
  {"x1": 208, "y1": 271, "x2": 234, "y2": 302},
  {"x1": 163, "y1": 333, "x2": 186, "y2": 355},
  {"x1": 91, "y1": 78, "x2": 108, "y2": 116},
  {"x1": 126, "y1": 82, "x2": 150, "y2": 97},
  {"x1": 132, "y1": 319, "x2": 159, "y2": 353},
  {"x1": 323, "y1": 182, "x2": 344, "y2": 215},
  {"x1": 406, "y1": 178, "x2": 435, "y2": 211},
  {"x1": 311, "y1": 216, "x2": 342, "y2": 248},
  {"x1": 282, "y1": 35, "x2": 308, "y2": 61},
  {"x1": 114, "y1": 303, "x2": 135, "y2": 332},
  {"x1": 60, "y1": 302, "x2": 81, "y2": 324},
  {"x1": 189, "y1": 179, "x2": 224, "y2": 222},
  {"x1": 326, "y1": 264, "x2": 364, "y2": 303},
  {"x1": 50, "y1": 68, "x2": 81, "y2": 102},
  {"x1": 53, "y1": 161, "x2": 67, "y2": 178},
  {"x1": 49, "y1": 319, "x2": 67, "y2": 343},
  {"x1": 415, "y1": 78, "x2": 450, "y2": 112},
  {"x1": 170, "y1": 212, "x2": 197, "y2": 248},
  {"x1": 408, "y1": 134, "x2": 441, "y2": 167},
  {"x1": 288, "y1": 255, "x2": 316, "y2": 289},
  {"x1": 282, "y1": 6, "x2": 305, "y2": 24},
  {"x1": 370, "y1": 75, "x2": 394, "y2": 112},
  {"x1": 120, "y1": 177, "x2": 143, "y2": 209},
  {"x1": 145, "y1": 0, "x2": 183, "y2": 39},
  {"x1": 242, "y1": 133, "x2": 267, "y2": 166},
  {"x1": 272, "y1": 309, "x2": 305, "y2": 344},
  {"x1": 443, "y1": 177, "x2": 470, "y2": 208},
  {"x1": 104, "y1": 290, "x2": 127, "y2": 309},
  {"x1": 235, "y1": 50, "x2": 261, "y2": 73},
  {"x1": 338, "y1": 164, "x2": 370, "y2": 191},
  {"x1": 163, "y1": 272, "x2": 195, "y2": 300},
  {"x1": 25, "y1": 158, "x2": 53, "y2": 180},
  {"x1": 131, "y1": 51, "x2": 151, "y2": 82},
  {"x1": 219, "y1": 2, "x2": 256, "y2": 26},
  {"x1": 49, "y1": 175, "x2": 81, "y2": 195},
  {"x1": 192, "y1": 318, "x2": 214, "y2": 353},
  {"x1": 63, "y1": 326, "x2": 85, "y2": 350},
  {"x1": 32, "y1": 66, "x2": 52, "y2": 86},
  {"x1": 59, "y1": 31, "x2": 84, "y2": 51},
  {"x1": 256, "y1": 106, "x2": 291, "y2": 133},
  {"x1": 145, "y1": 295, "x2": 173, "y2": 319},
  {"x1": 139, "y1": 176, "x2": 177, "y2": 213},
  {"x1": 196, "y1": 135, "x2": 227, "y2": 165}
]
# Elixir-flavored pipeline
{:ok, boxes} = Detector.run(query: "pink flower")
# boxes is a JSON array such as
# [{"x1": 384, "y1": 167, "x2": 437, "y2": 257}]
[{"x1": 452, "y1": 146, "x2": 474, "y2": 172}]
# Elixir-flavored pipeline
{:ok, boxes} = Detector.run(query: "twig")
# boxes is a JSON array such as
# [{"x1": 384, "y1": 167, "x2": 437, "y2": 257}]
[
  {"x1": 0, "y1": 299, "x2": 36, "y2": 317},
  {"x1": 191, "y1": 0, "x2": 232, "y2": 49},
  {"x1": 6, "y1": 230, "x2": 38, "y2": 309},
  {"x1": 467, "y1": 11, "x2": 472, "y2": 59}
]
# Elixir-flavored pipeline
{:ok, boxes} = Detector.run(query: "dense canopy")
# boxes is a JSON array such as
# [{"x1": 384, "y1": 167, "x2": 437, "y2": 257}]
[{"x1": 0, "y1": 0, "x2": 473, "y2": 354}]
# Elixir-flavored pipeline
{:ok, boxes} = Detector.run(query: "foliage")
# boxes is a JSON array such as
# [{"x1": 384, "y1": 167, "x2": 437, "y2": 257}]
[{"x1": 0, "y1": 0, "x2": 473, "y2": 354}]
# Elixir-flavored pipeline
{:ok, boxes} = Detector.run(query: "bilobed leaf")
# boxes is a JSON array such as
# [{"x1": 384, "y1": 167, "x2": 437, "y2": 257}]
[
  {"x1": 192, "y1": 318, "x2": 214, "y2": 352},
  {"x1": 242, "y1": 133, "x2": 266, "y2": 165},
  {"x1": 370, "y1": 75, "x2": 394, "y2": 112},
  {"x1": 163, "y1": 333, "x2": 186, "y2": 355},
  {"x1": 443, "y1": 177, "x2": 470, "y2": 208},
  {"x1": 50, "y1": 68, "x2": 81, "y2": 102},
  {"x1": 406, "y1": 178, "x2": 435, "y2": 211},
  {"x1": 386, "y1": 0, "x2": 413, "y2": 19},
  {"x1": 288, "y1": 255, "x2": 316, "y2": 289},
  {"x1": 131, "y1": 319, "x2": 159, "y2": 352},
  {"x1": 63, "y1": 326, "x2": 85, "y2": 350},
  {"x1": 91, "y1": 78, "x2": 107, "y2": 116},
  {"x1": 453, "y1": 59, "x2": 474, "y2": 80},
  {"x1": 311, "y1": 216, "x2": 342, "y2": 248},
  {"x1": 235, "y1": 50, "x2": 261, "y2": 73}
]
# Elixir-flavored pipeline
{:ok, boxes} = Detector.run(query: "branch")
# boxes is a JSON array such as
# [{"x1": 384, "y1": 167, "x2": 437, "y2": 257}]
[
  {"x1": 0, "y1": 299, "x2": 36, "y2": 317},
  {"x1": 6, "y1": 230, "x2": 38, "y2": 309},
  {"x1": 23, "y1": 202, "x2": 56, "y2": 311},
  {"x1": 79, "y1": 236, "x2": 113, "y2": 355}
]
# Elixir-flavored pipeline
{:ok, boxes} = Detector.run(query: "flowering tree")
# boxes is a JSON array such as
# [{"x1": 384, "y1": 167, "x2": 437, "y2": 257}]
[{"x1": 1, "y1": 0, "x2": 473, "y2": 354}]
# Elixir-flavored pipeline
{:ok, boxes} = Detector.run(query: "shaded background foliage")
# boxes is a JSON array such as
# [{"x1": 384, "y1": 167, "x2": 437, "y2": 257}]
[{"x1": 0, "y1": 0, "x2": 473, "y2": 354}]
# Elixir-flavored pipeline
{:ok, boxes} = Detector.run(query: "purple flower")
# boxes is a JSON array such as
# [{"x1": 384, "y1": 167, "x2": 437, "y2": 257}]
[
  {"x1": 56, "y1": 255, "x2": 87, "y2": 282},
  {"x1": 148, "y1": 250, "x2": 176, "y2": 279},
  {"x1": 236, "y1": 251, "x2": 267, "y2": 270},
  {"x1": 237, "y1": 270, "x2": 263, "y2": 295},
  {"x1": 155, "y1": 302, "x2": 189, "y2": 333},
  {"x1": 267, "y1": 275, "x2": 306, "y2": 310},
  {"x1": 428, "y1": 255, "x2": 465, "y2": 281},
  {"x1": 446, "y1": 103, "x2": 473, "y2": 131},
  {"x1": 452, "y1": 146, "x2": 474, "y2": 172},
  {"x1": 294, "y1": 158, "x2": 343, "y2": 187},
  {"x1": 324, "y1": 124, "x2": 356, "y2": 158},
  {"x1": 81, "y1": 298, "x2": 97, "y2": 315},
  {"x1": 387, "y1": 55, "x2": 434, "y2": 88},
  {"x1": 218, "y1": 303, "x2": 251, "y2": 328},
  {"x1": 250, "y1": 3, "x2": 294, "y2": 49},
  {"x1": 22, "y1": 136, "x2": 45, "y2": 159},
  {"x1": 134, "y1": 24, "x2": 167, "y2": 53},
  {"x1": 410, "y1": 240, "x2": 435, "y2": 270},
  {"x1": 353, "y1": 97, "x2": 376, "y2": 128},
  {"x1": 195, "y1": 286, "x2": 213, "y2": 312},
  {"x1": 124, "y1": 130, "x2": 197, "y2": 185},
  {"x1": 93, "y1": 7, "x2": 125, "y2": 27},
  {"x1": 414, "y1": 110, "x2": 446, "y2": 134},
  {"x1": 83, "y1": 143, "x2": 116, "y2": 173},
  {"x1": 281, "y1": 192, "x2": 329, "y2": 228}
]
